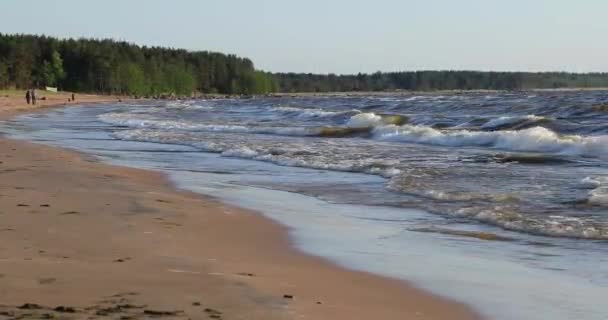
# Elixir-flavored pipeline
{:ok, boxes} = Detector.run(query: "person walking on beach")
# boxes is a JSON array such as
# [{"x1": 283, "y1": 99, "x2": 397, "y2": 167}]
[
  {"x1": 25, "y1": 90, "x2": 31, "y2": 105},
  {"x1": 31, "y1": 89, "x2": 37, "y2": 105},
  {"x1": 72, "y1": 92, "x2": 75, "y2": 102}
]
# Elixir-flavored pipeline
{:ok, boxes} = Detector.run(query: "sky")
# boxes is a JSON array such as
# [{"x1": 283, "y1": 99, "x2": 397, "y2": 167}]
[{"x1": 1, "y1": 0, "x2": 607, "y2": 74}]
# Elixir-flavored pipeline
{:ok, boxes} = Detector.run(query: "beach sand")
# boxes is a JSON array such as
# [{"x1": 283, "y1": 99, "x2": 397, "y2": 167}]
[{"x1": 0, "y1": 90, "x2": 481, "y2": 319}]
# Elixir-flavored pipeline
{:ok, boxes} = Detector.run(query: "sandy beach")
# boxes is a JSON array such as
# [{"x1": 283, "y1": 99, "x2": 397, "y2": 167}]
[{"x1": 0, "y1": 91, "x2": 481, "y2": 319}]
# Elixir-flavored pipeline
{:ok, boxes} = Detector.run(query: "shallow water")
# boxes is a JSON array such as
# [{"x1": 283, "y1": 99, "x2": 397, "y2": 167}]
[{"x1": 2, "y1": 92, "x2": 608, "y2": 320}]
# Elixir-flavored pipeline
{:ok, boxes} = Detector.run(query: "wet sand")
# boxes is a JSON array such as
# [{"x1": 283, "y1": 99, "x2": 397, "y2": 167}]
[{"x1": 0, "y1": 91, "x2": 481, "y2": 319}]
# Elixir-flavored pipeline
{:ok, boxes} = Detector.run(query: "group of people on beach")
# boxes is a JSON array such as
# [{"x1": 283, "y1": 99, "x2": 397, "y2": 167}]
[
  {"x1": 25, "y1": 89, "x2": 37, "y2": 105},
  {"x1": 25, "y1": 90, "x2": 76, "y2": 105}
]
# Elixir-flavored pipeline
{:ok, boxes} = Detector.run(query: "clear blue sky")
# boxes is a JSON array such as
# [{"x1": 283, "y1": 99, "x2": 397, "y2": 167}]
[{"x1": 1, "y1": 0, "x2": 607, "y2": 74}]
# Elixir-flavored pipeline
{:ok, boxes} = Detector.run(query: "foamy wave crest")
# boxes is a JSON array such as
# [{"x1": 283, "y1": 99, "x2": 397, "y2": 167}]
[
  {"x1": 454, "y1": 206, "x2": 608, "y2": 239},
  {"x1": 581, "y1": 176, "x2": 608, "y2": 206},
  {"x1": 99, "y1": 113, "x2": 315, "y2": 136},
  {"x1": 347, "y1": 113, "x2": 384, "y2": 128},
  {"x1": 271, "y1": 106, "x2": 350, "y2": 119},
  {"x1": 346, "y1": 112, "x2": 408, "y2": 128},
  {"x1": 374, "y1": 125, "x2": 608, "y2": 158},
  {"x1": 580, "y1": 176, "x2": 608, "y2": 189},
  {"x1": 221, "y1": 147, "x2": 401, "y2": 178},
  {"x1": 481, "y1": 115, "x2": 548, "y2": 130},
  {"x1": 165, "y1": 101, "x2": 193, "y2": 108},
  {"x1": 162, "y1": 101, "x2": 215, "y2": 111},
  {"x1": 100, "y1": 112, "x2": 410, "y2": 139},
  {"x1": 113, "y1": 129, "x2": 402, "y2": 179}
]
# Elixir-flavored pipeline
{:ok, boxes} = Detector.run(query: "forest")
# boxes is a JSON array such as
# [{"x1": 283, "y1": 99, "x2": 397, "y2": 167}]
[
  {"x1": 275, "y1": 71, "x2": 608, "y2": 92},
  {"x1": 2, "y1": 33, "x2": 608, "y2": 95},
  {"x1": 0, "y1": 33, "x2": 278, "y2": 95}
]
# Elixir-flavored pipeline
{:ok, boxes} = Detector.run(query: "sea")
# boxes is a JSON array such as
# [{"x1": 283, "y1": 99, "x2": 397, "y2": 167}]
[{"x1": 2, "y1": 91, "x2": 607, "y2": 320}]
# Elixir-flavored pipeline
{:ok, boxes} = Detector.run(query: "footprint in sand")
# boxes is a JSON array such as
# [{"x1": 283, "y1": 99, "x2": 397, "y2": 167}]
[
  {"x1": 38, "y1": 277, "x2": 56, "y2": 285},
  {"x1": 236, "y1": 272, "x2": 256, "y2": 277}
]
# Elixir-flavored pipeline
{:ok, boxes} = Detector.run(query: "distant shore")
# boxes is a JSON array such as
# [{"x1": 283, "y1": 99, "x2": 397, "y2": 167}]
[
  {"x1": 0, "y1": 91, "x2": 481, "y2": 319},
  {"x1": 158, "y1": 87, "x2": 608, "y2": 101},
  {"x1": 264, "y1": 87, "x2": 608, "y2": 97},
  {"x1": 4, "y1": 87, "x2": 608, "y2": 106}
]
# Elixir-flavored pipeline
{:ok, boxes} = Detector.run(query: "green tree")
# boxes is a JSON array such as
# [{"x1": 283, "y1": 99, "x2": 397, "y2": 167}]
[
  {"x1": 0, "y1": 60, "x2": 8, "y2": 88},
  {"x1": 40, "y1": 51, "x2": 66, "y2": 87},
  {"x1": 164, "y1": 63, "x2": 195, "y2": 95},
  {"x1": 10, "y1": 44, "x2": 34, "y2": 88},
  {"x1": 118, "y1": 63, "x2": 147, "y2": 95}
]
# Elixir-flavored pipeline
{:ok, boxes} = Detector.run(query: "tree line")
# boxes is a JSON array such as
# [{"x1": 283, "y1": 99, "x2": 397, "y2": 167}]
[
  {"x1": 275, "y1": 71, "x2": 608, "y2": 92},
  {"x1": 0, "y1": 33, "x2": 278, "y2": 95},
  {"x1": 2, "y1": 33, "x2": 608, "y2": 96}
]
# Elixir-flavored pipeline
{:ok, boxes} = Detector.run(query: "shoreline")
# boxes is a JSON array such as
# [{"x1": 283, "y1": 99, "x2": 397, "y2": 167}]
[
  {"x1": 262, "y1": 87, "x2": 608, "y2": 98},
  {"x1": 0, "y1": 92, "x2": 481, "y2": 319}
]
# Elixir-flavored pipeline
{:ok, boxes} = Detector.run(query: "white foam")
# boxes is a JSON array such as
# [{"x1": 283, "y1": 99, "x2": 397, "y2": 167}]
[
  {"x1": 99, "y1": 113, "x2": 316, "y2": 136},
  {"x1": 346, "y1": 113, "x2": 384, "y2": 128},
  {"x1": 481, "y1": 115, "x2": 547, "y2": 129},
  {"x1": 222, "y1": 147, "x2": 259, "y2": 158},
  {"x1": 581, "y1": 176, "x2": 608, "y2": 206},
  {"x1": 113, "y1": 129, "x2": 402, "y2": 180},
  {"x1": 374, "y1": 124, "x2": 608, "y2": 158},
  {"x1": 588, "y1": 188, "x2": 608, "y2": 206},
  {"x1": 271, "y1": 106, "x2": 344, "y2": 119},
  {"x1": 580, "y1": 176, "x2": 607, "y2": 189},
  {"x1": 454, "y1": 206, "x2": 608, "y2": 239}
]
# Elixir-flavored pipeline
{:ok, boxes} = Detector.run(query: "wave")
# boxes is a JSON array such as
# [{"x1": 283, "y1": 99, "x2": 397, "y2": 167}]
[
  {"x1": 492, "y1": 153, "x2": 572, "y2": 165},
  {"x1": 101, "y1": 112, "x2": 608, "y2": 159},
  {"x1": 592, "y1": 104, "x2": 608, "y2": 112},
  {"x1": 346, "y1": 112, "x2": 408, "y2": 128},
  {"x1": 453, "y1": 206, "x2": 608, "y2": 239},
  {"x1": 480, "y1": 115, "x2": 550, "y2": 130},
  {"x1": 100, "y1": 112, "x2": 373, "y2": 138},
  {"x1": 581, "y1": 176, "x2": 608, "y2": 206},
  {"x1": 113, "y1": 129, "x2": 403, "y2": 179},
  {"x1": 374, "y1": 125, "x2": 608, "y2": 158},
  {"x1": 317, "y1": 127, "x2": 373, "y2": 137},
  {"x1": 271, "y1": 106, "x2": 351, "y2": 119},
  {"x1": 112, "y1": 127, "x2": 608, "y2": 240},
  {"x1": 100, "y1": 111, "x2": 410, "y2": 139},
  {"x1": 99, "y1": 113, "x2": 316, "y2": 136}
]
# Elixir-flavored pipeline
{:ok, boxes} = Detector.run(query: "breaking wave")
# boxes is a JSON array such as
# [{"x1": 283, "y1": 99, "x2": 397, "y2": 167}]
[
  {"x1": 270, "y1": 106, "x2": 354, "y2": 119},
  {"x1": 111, "y1": 126, "x2": 608, "y2": 239},
  {"x1": 96, "y1": 92, "x2": 608, "y2": 241},
  {"x1": 112, "y1": 129, "x2": 403, "y2": 178},
  {"x1": 101, "y1": 111, "x2": 608, "y2": 158},
  {"x1": 100, "y1": 112, "x2": 410, "y2": 138},
  {"x1": 374, "y1": 125, "x2": 608, "y2": 158},
  {"x1": 347, "y1": 112, "x2": 408, "y2": 128},
  {"x1": 481, "y1": 115, "x2": 550, "y2": 130},
  {"x1": 582, "y1": 176, "x2": 608, "y2": 206},
  {"x1": 99, "y1": 113, "x2": 316, "y2": 136},
  {"x1": 452, "y1": 206, "x2": 608, "y2": 239}
]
